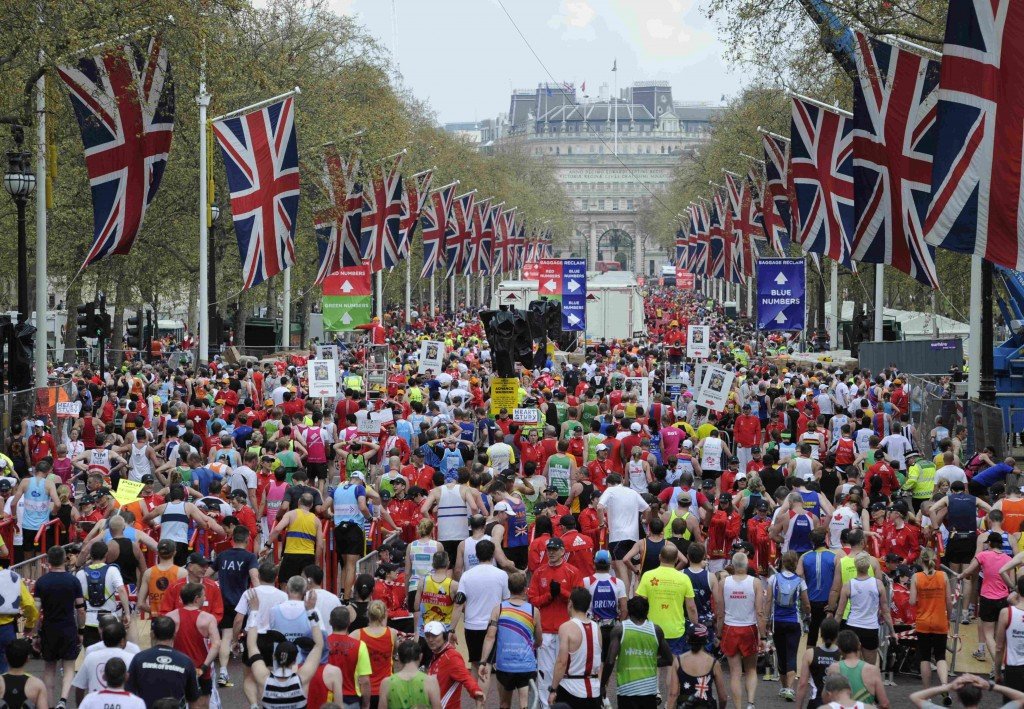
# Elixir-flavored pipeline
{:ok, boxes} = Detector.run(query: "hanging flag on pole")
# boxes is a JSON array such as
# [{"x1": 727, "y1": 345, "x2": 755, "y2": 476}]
[
  {"x1": 314, "y1": 145, "x2": 350, "y2": 284},
  {"x1": 58, "y1": 35, "x2": 175, "y2": 267},
  {"x1": 790, "y1": 95, "x2": 855, "y2": 269},
  {"x1": 761, "y1": 131, "x2": 792, "y2": 256},
  {"x1": 360, "y1": 154, "x2": 404, "y2": 273},
  {"x1": 851, "y1": 31, "x2": 940, "y2": 287},
  {"x1": 709, "y1": 195, "x2": 726, "y2": 280},
  {"x1": 211, "y1": 95, "x2": 299, "y2": 289},
  {"x1": 473, "y1": 197, "x2": 493, "y2": 274},
  {"x1": 399, "y1": 169, "x2": 433, "y2": 259},
  {"x1": 419, "y1": 183, "x2": 455, "y2": 279},
  {"x1": 447, "y1": 191, "x2": 475, "y2": 277},
  {"x1": 924, "y1": 0, "x2": 1024, "y2": 270}
]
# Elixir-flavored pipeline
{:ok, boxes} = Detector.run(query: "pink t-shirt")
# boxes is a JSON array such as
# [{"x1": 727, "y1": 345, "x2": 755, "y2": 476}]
[
  {"x1": 661, "y1": 427, "x2": 684, "y2": 459},
  {"x1": 977, "y1": 549, "x2": 1011, "y2": 600}
]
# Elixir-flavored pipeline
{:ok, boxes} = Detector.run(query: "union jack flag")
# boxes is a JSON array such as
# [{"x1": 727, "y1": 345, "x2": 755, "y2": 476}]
[
  {"x1": 212, "y1": 96, "x2": 298, "y2": 289},
  {"x1": 464, "y1": 196, "x2": 483, "y2": 276},
  {"x1": 472, "y1": 198, "x2": 493, "y2": 274},
  {"x1": 58, "y1": 35, "x2": 175, "y2": 267},
  {"x1": 543, "y1": 229, "x2": 554, "y2": 257},
  {"x1": 734, "y1": 177, "x2": 761, "y2": 278},
  {"x1": 762, "y1": 133, "x2": 792, "y2": 255},
  {"x1": 313, "y1": 146, "x2": 359, "y2": 284},
  {"x1": 790, "y1": 96, "x2": 855, "y2": 268},
  {"x1": 924, "y1": 0, "x2": 1024, "y2": 269},
  {"x1": 419, "y1": 184, "x2": 455, "y2": 279},
  {"x1": 709, "y1": 194, "x2": 726, "y2": 280},
  {"x1": 399, "y1": 169, "x2": 433, "y2": 260},
  {"x1": 851, "y1": 32, "x2": 940, "y2": 287},
  {"x1": 690, "y1": 203, "x2": 710, "y2": 276},
  {"x1": 513, "y1": 220, "x2": 528, "y2": 270},
  {"x1": 447, "y1": 191, "x2": 475, "y2": 278},
  {"x1": 676, "y1": 227, "x2": 688, "y2": 268},
  {"x1": 360, "y1": 155, "x2": 404, "y2": 273}
]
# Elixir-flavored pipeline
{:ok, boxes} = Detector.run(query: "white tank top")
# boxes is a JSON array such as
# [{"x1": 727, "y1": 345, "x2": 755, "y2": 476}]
[
  {"x1": 463, "y1": 537, "x2": 482, "y2": 572},
  {"x1": 128, "y1": 443, "x2": 151, "y2": 482},
  {"x1": 408, "y1": 539, "x2": 440, "y2": 591},
  {"x1": 800, "y1": 433, "x2": 823, "y2": 459},
  {"x1": 723, "y1": 575, "x2": 757, "y2": 627},
  {"x1": 847, "y1": 577, "x2": 880, "y2": 629},
  {"x1": 559, "y1": 618, "x2": 601, "y2": 698},
  {"x1": 701, "y1": 438, "x2": 723, "y2": 471},
  {"x1": 436, "y1": 484, "x2": 469, "y2": 541},
  {"x1": 793, "y1": 456, "x2": 814, "y2": 481},
  {"x1": 668, "y1": 486, "x2": 700, "y2": 518},
  {"x1": 88, "y1": 449, "x2": 111, "y2": 475},
  {"x1": 1006, "y1": 606, "x2": 1024, "y2": 666},
  {"x1": 627, "y1": 460, "x2": 647, "y2": 493}
]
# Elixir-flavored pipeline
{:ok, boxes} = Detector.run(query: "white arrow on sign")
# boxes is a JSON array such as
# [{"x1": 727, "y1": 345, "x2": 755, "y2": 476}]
[
  {"x1": 774, "y1": 272, "x2": 788, "y2": 285},
  {"x1": 341, "y1": 312, "x2": 353, "y2": 325},
  {"x1": 775, "y1": 311, "x2": 787, "y2": 324},
  {"x1": 341, "y1": 280, "x2": 354, "y2": 293},
  {"x1": 566, "y1": 279, "x2": 581, "y2": 293},
  {"x1": 543, "y1": 279, "x2": 558, "y2": 292},
  {"x1": 567, "y1": 313, "x2": 581, "y2": 326}
]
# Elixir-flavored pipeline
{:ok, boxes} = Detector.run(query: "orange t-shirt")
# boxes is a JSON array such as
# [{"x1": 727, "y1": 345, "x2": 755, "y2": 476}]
[
  {"x1": 913, "y1": 570, "x2": 949, "y2": 634},
  {"x1": 147, "y1": 564, "x2": 181, "y2": 617}
]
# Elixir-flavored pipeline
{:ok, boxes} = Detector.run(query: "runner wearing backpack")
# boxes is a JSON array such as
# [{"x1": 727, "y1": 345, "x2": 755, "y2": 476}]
[
  {"x1": 768, "y1": 551, "x2": 811, "y2": 701},
  {"x1": 74, "y1": 541, "x2": 130, "y2": 649}
]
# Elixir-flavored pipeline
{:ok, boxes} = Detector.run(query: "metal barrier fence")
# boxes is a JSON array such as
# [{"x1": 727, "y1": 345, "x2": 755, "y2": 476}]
[
  {"x1": 0, "y1": 381, "x2": 76, "y2": 449},
  {"x1": 904, "y1": 374, "x2": 1005, "y2": 459},
  {"x1": 356, "y1": 531, "x2": 400, "y2": 580}
]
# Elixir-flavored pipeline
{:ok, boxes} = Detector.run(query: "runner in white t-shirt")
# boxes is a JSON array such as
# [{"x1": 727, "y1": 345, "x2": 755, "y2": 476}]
[{"x1": 597, "y1": 473, "x2": 651, "y2": 586}]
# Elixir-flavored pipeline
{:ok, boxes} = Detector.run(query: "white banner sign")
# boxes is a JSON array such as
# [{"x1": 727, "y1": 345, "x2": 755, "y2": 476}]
[
  {"x1": 513, "y1": 408, "x2": 539, "y2": 423},
  {"x1": 356, "y1": 417, "x2": 382, "y2": 434},
  {"x1": 307, "y1": 359, "x2": 337, "y2": 398},
  {"x1": 56, "y1": 401, "x2": 82, "y2": 418},
  {"x1": 625, "y1": 377, "x2": 650, "y2": 410},
  {"x1": 316, "y1": 344, "x2": 339, "y2": 362},
  {"x1": 686, "y1": 325, "x2": 711, "y2": 359},
  {"x1": 418, "y1": 340, "x2": 446, "y2": 374},
  {"x1": 697, "y1": 365, "x2": 735, "y2": 413}
]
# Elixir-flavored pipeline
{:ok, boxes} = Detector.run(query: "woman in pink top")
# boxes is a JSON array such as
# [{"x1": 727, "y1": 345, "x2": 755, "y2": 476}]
[{"x1": 959, "y1": 531, "x2": 1011, "y2": 668}]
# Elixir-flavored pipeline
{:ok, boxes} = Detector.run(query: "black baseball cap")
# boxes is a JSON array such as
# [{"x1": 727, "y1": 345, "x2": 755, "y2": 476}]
[
  {"x1": 546, "y1": 537, "x2": 565, "y2": 550},
  {"x1": 187, "y1": 552, "x2": 211, "y2": 566}
]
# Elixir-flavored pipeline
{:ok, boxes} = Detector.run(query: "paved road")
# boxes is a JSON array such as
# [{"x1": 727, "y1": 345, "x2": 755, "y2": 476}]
[{"x1": 25, "y1": 620, "x2": 1009, "y2": 708}]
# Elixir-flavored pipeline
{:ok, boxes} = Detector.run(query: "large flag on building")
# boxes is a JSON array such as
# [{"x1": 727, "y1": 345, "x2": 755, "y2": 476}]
[
  {"x1": 924, "y1": 0, "x2": 1024, "y2": 269},
  {"x1": 211, "y1": 96, "x2": 298, "y2": 289},
  {"x1": 399, "y1": 169, "x2": 433, "y2": 260},
  {"x1": 420, "y1": 184, "x2": 455, "y2": 279},
  {"x1": 360, "y1": 155, "x2": 404, "y2": 273},
  {"x1": 851, "y1": 32, "x2": 940, "y2": 287},
  {"x1": 58, "y1": 35, "x2": 175, "y2": 267},
  {"x1": 790, "y1": 96, "x2": 855, "y2": 269},
  {"x1": 762, "y1": 133, "x2": 792, "y2": 256}
]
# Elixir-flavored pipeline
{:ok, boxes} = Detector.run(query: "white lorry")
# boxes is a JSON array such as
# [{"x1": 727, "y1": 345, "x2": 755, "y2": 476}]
[{"x1": 493, "y1": 270, "x2": 646, "y2": 341}]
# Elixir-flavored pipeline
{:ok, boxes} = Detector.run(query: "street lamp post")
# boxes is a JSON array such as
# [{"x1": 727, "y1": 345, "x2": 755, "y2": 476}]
[
  {"x1": 209, "y1": 203, "x2": 220, "y2": 345},
  {"x1": 3, "y1": 127, "x2": 36, "y2": 325}
]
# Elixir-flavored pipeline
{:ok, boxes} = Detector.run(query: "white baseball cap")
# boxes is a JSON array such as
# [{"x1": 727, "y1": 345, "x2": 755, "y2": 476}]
[
  {"x1": 630, "y1": 422, "x2": 642, "y2": 432},
  {"x1": 682, "y1": 440, "x2": 693, "y2": 449},
  {"x1": 596, "y1": 444, "x2": 609, "y2": 452},
  {"x1": 349, "y1": 471, "x2": 366, "y2": 481},
  {"x1": 424, "y1": 621, "x2": 447, "y2": 636},
  {"x1": 493, "y1": 501, "x2": 513, "y2": 514}
]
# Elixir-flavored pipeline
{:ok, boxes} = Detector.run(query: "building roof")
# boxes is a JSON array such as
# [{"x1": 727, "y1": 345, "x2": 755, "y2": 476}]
[{"x1": 538, "y1": 101, "x2": 655, "y2": 123}]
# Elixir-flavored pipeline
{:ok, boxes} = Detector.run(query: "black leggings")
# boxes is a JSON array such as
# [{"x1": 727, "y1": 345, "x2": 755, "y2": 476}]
[
  {"x1": 807, "y1": 601, "x2": 829, "y2": 647},
  {"x1": 773, "y1": 621, "x2": 802, "y2": 674}
]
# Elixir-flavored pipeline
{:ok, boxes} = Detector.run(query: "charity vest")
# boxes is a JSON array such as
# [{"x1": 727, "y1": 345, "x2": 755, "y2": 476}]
[
  {"x1": 547, "y1": 454, "x2": 573, "y2": 498},
  {"x1": 284, "y1": 509, "x2": 317, "y2": 555},
  {"x1": 616, "y1": 619, "x2": 660, "y2": 696},
  {"x1": 701, "y1": 438, "x2": 723, "y2": 471}
]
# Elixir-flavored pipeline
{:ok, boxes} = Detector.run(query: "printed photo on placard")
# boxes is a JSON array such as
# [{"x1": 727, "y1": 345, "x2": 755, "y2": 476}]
[{"x1": 687, "y1": 325, "x2": 710, "y2": 359}]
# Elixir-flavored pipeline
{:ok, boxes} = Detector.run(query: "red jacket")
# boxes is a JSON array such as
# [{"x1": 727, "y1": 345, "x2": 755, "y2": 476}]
[
  {"x1": 884, "y1": 522, "x2": 922, "y2": 564},
  {"x1": 733, "y1": 415, "x2": 762, "y2": 448},
  {"x1": 429, "y1": 643, "x2": 482, "y2": 709},
  {"x1": 161, "y1": 577, "x2": 224, "y2": 622},
  {"x1": 561, "y1": 530, "x2": 595, "y2": 577},
  {"x1": 527, "y1": 560, "x2": 582, "y2": 633}
]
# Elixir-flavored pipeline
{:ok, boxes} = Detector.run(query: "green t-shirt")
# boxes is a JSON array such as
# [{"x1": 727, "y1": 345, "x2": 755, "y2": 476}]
[
  {"x1": 546, "y1": 454, "x2": 573, "y2": 497},
  {"x1": 636, "y1": 565, "x2": 695, "y2": 639},
  {"x1": 616, "y1": 619, "x2": 661, "y2": 696},
  {"x1": 387, "y1": 672, "x2": 430, "y2": 709}
]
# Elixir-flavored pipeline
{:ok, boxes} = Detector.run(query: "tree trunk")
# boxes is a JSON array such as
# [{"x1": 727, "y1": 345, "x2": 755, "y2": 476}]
[
  {"x1": 186, "y1": 279, "x2": 199, "y2": 341},
  {"x1": 110, "y1": 278, "x2": 131, "y2": 362},
  {"x1": 63, "y1": 276, "x2": 83, "y2": 362},
  {"x1": 236, "y1": 290, "x2": 249, "y2": 351}
]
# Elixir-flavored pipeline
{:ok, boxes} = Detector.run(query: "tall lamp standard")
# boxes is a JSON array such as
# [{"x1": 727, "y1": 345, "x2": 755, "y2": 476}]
[
  {"x1": 3, "y1": 128, "x2": 36, "y2": 324},
  {"x1": 209, "y1": 203, "x2": 220, "y2": 343}
]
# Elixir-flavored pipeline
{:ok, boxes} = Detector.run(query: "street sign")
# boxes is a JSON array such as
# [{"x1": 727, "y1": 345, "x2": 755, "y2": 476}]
[
  {"x1": 676, "y1": 269, "x2": 695, "y2": 289},
  {"x1": 322, "y1": 266, "x2": 373, "y2": 331},
  {"x1": 522, "y1": 262, "x2": 540, "y2": 281},
  {"x1": 561, "y1": 259, "x2": 587, "y2": 332},
  {"x1": 490, "y1": 377, "x2": 520, "y2": 415},
  {"x1": 538, "y1": 259, "x2": 563, "y2": 297},
  {"x1": 756, "y1": 258, "x2": 805, "y2": 332}
]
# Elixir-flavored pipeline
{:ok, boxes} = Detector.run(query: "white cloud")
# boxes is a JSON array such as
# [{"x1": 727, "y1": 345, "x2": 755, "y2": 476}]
[
  {"x1": 324, "y1": 0, "x2": 356, "y2": 14},
  {"x1": 549, "y1": 0, "x2": 597, "y2": 37},
  {"x1": 646, "y1": 18, "x2": 678, "y2": 40}
]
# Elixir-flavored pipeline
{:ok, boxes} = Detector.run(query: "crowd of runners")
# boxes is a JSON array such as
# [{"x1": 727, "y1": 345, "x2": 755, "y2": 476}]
[{"x1": 0, "y1": 286, "x2": 1018, "y2": 709}]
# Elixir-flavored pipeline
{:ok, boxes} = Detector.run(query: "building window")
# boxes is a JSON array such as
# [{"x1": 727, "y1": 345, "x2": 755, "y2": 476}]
[
  {"x1": 599, "y1": 145, "x2": 604, "y2": 154},
  {"x1": 612, "y1": 199, "x2": 618, "y2": 211},
  {"x1": 567, "y1": 146, "x2": 572, "y2": 155},
  {"x1": 599, "y1": 199, "x2": 605, "y2": 210},
  {"x1": 627, "y1": 199, "x2": 634, "y2": 210},
  {"x1": 582, "y1": 198, "x2": 589, "y2": 210}
]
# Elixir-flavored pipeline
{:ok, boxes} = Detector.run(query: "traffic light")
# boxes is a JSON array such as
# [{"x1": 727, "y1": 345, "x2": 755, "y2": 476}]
[
  {"x1": 76, "y1": 302, "x2": 96, "y2": 340},
  {"x1": 126, "y1": 312, "x2": 142, "y2": 348},
  {"x1": 8, "y1": 322, "x2": 34, "y2": 390},
  {"x1": 543, "y1": 300, "x2": 562, "y2": 341},
  {"x1": 98, "y1": 312, "x2": 112, "y2": 340}
]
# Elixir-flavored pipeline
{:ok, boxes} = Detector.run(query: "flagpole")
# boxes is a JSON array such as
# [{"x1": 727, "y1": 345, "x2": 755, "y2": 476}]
[
  {"x1": 450, "y1": 276, "x2": 455, "y2": 314},
  {"x1": 746, "y1": 276, "x2": 753, "y2": 318},
  {"x1": 405, "y1": 256, "x2": 412, "y2": 325},
  {"x1": 198, "y1": 44, "x2": 210, "y2": 366},
  {"x1": 282, "y1": 268, "x2": 291, "y2": 349},
  {"x1": 968, "y1": 255, "x2": 981, "y2": 398},
  {"x1": 612, "y1": 58, "x2": 618, "y2": 157},
  {"x1": 430, "y1": 275, "x2": 435, "y2": 317},
  {"x1": 784, "y1": 89, "x2": 854, "y2": 118},
  {"x1": 32, "y1": 47, "x2": 47, "y2": 386},
  {"x1": 830, "y1": 260, "x2": 839, "y2": 347},
  {"x1": 871, "y1": 263, "x2": 883, "y2": 341},
  {"x1": 209, "y1": 86, "x2": 302, "y2": 123},
  {"x1": 756, "y1": 127, "x2": 790, "y2": 143},
  {"x1": 376, "y1": 272, "x2": 383, "y2": 320}
]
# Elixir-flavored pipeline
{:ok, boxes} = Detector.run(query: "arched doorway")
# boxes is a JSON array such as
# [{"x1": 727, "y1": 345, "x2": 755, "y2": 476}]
[{"x1": 596, "y1": 229, "x2": 634, "y2": 272}]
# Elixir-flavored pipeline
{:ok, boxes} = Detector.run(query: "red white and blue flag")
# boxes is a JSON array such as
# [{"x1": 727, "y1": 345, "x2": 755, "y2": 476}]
[
  {"x1": 472, "y1": 197, "x2": 493, "y2": 274},
  {"x1": 399, "y1": 169, "x2": 433, "y2": 260},
  {"x1": 58, "y1": 36, "x2": 175, "y2": 267},
  {"x1": 360, "y1": 155, "x2": 404, "y2": 273},
  {"x1": 733, "y1": 176, "x2": 761, "y2": 278},
  {"x1": 313, "y1": 146, "x2": 360, "y2": 283},
  {"x1": 212, "y1": 96, "x2": 298, "y2": 289},
  {"x1": 851, "y1": 31, "x2": 940, "y2": 287},
  {"x1": 676, "y1": 226, "x2": 688, "y2": 269},
  {"x1": 790, "y1": 96, "x2": 855, "y2": 269},
  {"x1": 447, "y1": 191, "x2": 475, "y2": 278},
  {"x1": 709, "y1": 194, "x2": 726, "y2": 280},
  {"x1": 690, "y1": 203, "x2": 710, "y2": 276},
  {"x1": 761, "y1": 133, "x2": 792, "y2": 256},
  {"x1": 419, "y1": 184, "x2": 455, "y2": 279},
  {"x1": 924, "y1": 0, "x2": 1024, "y2": 269}
]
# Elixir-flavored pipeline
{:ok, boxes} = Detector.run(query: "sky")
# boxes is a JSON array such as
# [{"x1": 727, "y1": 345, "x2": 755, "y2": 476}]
[{"x1": 325, "y1": 0, "x2": 745, "y2": 124}]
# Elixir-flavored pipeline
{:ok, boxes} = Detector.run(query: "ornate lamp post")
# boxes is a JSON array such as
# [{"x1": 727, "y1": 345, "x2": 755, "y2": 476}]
[{"x1": 3, "y1": 128, "x2": 36, "y2": 324}]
